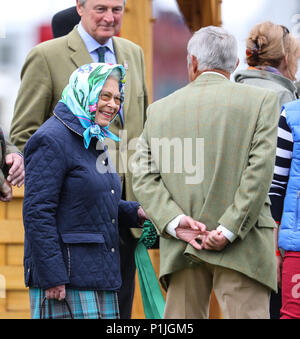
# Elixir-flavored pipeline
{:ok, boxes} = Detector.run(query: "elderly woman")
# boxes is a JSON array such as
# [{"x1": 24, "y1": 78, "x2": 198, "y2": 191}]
[{"x1": 23, "y1": 63, "x2": 146, "y2": 319}]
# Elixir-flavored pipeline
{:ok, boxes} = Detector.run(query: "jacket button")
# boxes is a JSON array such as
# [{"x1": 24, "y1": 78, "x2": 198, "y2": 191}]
[
  {"x1": 111, "y1": 189, "x2": 115, "y2": 194},
  {"x1": 112, "y1": 219, "x2": 116, "y2": 224},
  {"x1": 111, "y1": 248, "x2": 115, "y2": 253}
]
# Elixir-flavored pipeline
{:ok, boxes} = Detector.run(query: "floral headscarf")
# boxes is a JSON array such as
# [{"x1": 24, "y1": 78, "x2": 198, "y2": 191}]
[{"x1": 60, "y1": 63, "x2": 126, "y2": 149}]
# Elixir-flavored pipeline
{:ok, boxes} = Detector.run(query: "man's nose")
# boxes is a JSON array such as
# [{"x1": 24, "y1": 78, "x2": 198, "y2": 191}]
[{"x1": 103, "y1": 10, "x2": 114, "y2": 23}]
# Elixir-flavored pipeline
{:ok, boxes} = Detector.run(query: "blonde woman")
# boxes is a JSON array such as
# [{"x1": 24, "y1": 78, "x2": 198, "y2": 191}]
[{"x1": 235, "y1": 21, "x2": 300, "y2": 106}]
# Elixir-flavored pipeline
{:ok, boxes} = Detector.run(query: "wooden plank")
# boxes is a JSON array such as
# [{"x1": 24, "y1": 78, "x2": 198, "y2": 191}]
[
  {"x1": 0, "y1": 272, "x2": 6, "y2": 299},
  {"x1": 0, "y1": 312, "x2": 30, "y2": 319},
  {"x1": 12, "y1": 186, "x2": 24, "y2": 198},
  {"x1": 121, "y1": 0, "x2": 153, "y2": 102},
  {"x1": 0, "y1": 245, "x2": 5, "y2": 265},
  {"x1": 176, "y1": 0, "x2": 222, "y2": 32},
  {"x1": 0, "y1": 299, "x2": 6, "y2": 313},
  {"x1": 0, "y1": 204, "x2": 5, "y2": 220},
  {"x1": 0, "y1": 220, "x2": 24, "y2": 244},
  {"x1": 132, "y1": 273, "x2": 145, "y2": 319},
  {"x1": 6, "y1": 199, "x2": 23, "y2": 220},
  {"x1": 7, "y1": 245, "x2": 23, "y2": 266},
  {"x1": 7, "y1": 291, "x2": 30, "y2": 312},
  {"x1": 0, "y1": 266, "x2": 25, "y2": 290}
]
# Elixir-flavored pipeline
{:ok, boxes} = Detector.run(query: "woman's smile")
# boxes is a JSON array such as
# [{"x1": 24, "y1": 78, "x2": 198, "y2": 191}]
[{"x1": 99, "y1": 110, "x2": 114, "y2": 119}]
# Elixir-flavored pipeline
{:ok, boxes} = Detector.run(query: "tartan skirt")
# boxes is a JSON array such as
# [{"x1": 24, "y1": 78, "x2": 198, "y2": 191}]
[{"x1": 29, "y1": 288, "x2": 120, "y2": 319}]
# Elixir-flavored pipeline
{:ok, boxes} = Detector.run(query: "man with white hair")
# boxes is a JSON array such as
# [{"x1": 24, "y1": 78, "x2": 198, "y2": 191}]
[
  {"x1": 132, "y1": 26, "x2": 279, "y2": 319},
  {"x1": 10, "y1": 0, "x2": 148, "y2": 319}
]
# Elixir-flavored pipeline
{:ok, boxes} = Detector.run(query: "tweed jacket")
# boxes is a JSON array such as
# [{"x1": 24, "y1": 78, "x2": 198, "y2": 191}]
[
  {"x1": 10, "y1": 26, "x2": 148, "y2": 202},
  {"x1": 235, "y1": 68, "x2": 298, "y2": 107},
  {"x1": 132, "y1": 73, "x2": 279, "y2": 292}
]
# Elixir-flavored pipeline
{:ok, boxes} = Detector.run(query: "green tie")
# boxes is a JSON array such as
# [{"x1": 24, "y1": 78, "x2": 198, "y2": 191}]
[{"x1": 97, "y1": 47, "x2": 107, "y2": 63}]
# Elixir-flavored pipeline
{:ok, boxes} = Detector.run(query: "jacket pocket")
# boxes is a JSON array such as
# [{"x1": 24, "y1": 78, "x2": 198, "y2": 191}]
[
  {"x1": 61, "y1": 232, "x2": 105, "y2": 244},
  {"x1": 257, "y1": 214, "x2": 277, "y2": 228},
  {"x1": 257, "y1": 200, "x2": 277, "y2": 229},
  {"x1": 60, "y1": 232, "x2": 107, "y2": 281}
]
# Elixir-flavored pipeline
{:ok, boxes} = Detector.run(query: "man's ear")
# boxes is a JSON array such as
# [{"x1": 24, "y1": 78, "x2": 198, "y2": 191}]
[
  {"x1": 234, "y1": 58, "x2": 240, "y2": 72},
  {"x1": 76, "y1": 0, "x2": 83, "y2": 16},
  {"x1": 191, "y1": 55, "x2": 199, "y2": 75}
]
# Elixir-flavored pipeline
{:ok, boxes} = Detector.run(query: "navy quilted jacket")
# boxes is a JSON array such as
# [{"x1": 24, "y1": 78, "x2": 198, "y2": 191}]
[{"x1": 23, "y1": 102, "x2": 140, "y2": 291}]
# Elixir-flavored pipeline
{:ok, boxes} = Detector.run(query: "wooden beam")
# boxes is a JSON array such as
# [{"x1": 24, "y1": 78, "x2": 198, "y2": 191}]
[
  {"x1": 0, "y1": 266, "x2": 25, "y2": 290},
  {"x1": 177, "y1": 0, "x2": 222, "y2": 32},
  {"x1": 120, "y1": 0, "x2": 154, "y2": 103},
  {"x1": 0, "y1": 220, "x2": 24, "y2": 244}
]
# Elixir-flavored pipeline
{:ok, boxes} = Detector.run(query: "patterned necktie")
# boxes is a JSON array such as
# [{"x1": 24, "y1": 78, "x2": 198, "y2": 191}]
[{"x1": 97, "y1": 47, "x2": 108, "y2": 63}]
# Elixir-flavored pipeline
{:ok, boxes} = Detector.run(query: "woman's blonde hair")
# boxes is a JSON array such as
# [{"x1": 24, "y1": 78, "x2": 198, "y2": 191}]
[{"x1": 246, "y1": 21, "x2": 300, "y2": 69}]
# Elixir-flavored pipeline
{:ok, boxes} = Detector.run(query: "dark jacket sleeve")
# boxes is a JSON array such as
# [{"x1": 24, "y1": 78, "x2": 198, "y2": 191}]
[
  {"x1": 23, "y1": 131, "x2": 70, "y2": 289},
  {"x1": 118, "y1": 200, "x2": 140, "y2": 229}
]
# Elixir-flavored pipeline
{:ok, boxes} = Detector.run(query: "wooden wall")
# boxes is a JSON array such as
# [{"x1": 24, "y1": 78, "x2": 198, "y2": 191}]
[
  {"x1": 120, "y1": 0, "x2": 154, "y2": 102},
  {"x1": 0, "y1": 187, "x2": 30, "y2": 319}
]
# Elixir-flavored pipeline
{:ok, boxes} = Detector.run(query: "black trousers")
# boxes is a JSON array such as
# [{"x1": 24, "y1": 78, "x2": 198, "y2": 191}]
[
  {"x1": 270, "y1": 289, "x2": 282, "y2": 319},
  {"x1": 118, "y1": 225, "x2": 138, "y2": 319}
]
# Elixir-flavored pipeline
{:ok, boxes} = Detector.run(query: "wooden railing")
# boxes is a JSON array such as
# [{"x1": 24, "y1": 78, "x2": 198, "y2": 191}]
[{"x1": 0, "y1": 187, "x2": 30, "y2": 319}]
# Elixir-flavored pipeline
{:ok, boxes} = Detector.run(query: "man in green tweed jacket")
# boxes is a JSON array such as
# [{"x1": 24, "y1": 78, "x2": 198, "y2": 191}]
[{"x1": 132, "y1": 26, "x2": 279, "y2": 319}]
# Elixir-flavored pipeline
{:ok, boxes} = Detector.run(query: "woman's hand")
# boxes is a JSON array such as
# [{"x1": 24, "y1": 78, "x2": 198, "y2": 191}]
[
  {"x1": 5, "y1": 153, "x2": 25, "y2": 187},
  {"x1": 137, "y1": 206, "x2": 148, "y2": 225},
  {"x1": 46, "y1": 285, "x2": 66, "y2": 301}
]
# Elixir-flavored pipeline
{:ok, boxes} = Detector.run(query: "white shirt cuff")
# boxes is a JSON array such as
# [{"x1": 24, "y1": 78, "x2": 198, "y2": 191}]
[
  {"x1": 166, "y1": 214, "x2": 186, "y2": 239},
  {"x1": 217, "y1": 225, "x2": 237, "y2": 243}
]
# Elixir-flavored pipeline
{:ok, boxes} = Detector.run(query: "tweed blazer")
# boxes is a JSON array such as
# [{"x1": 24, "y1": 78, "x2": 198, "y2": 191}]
[
  {"x1": 132, "y1": 73, "x2": 280, "y2": 291},
  {"x1": 10, "y1": 26, "x2": 148, "y2": 201}
]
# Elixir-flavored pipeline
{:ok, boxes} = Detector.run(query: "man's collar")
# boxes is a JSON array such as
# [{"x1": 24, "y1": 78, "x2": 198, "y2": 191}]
[
  {"x1": 200, "y1": 71, "x2": 229, "y2": 80},
  {"x1": 77, "y1": 22, "x2": 115, "y2": 54}
]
